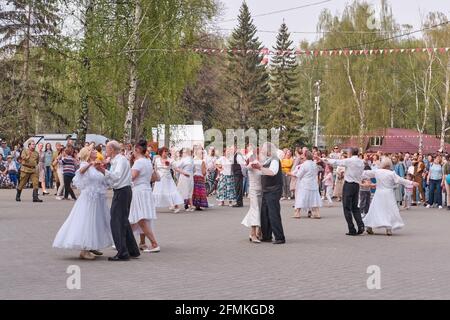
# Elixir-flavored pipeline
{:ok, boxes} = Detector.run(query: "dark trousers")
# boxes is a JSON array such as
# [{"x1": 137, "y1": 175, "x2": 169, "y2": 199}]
[
  {"x1": 428, "y1": 179, "x2": 442, "y2": 206},
  {"x1": 63, "y1": 174, "x2": 76, "y2": 200},
  {"x1": 342, "y1": 182, "x2": 364, "y2": 233},
  {"x1": 234, "y1": 174, "x2": 244, "y2": 206},
  {"x1": 359, "y1": 190, "x2": 371, "y2": 214},
  {"x1": 261, "y1": 190, "x2": 285, "y2": 241},
  {"x1": 111, "y1": 186, "x2": 140, "y2": 258}
]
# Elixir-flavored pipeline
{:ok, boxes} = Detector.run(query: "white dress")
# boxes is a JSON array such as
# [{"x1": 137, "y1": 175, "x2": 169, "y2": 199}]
[
  {"x1": 241, "y1": 165, "x2": 262, "y2": 227},
  {"x1": 177, "y1": 156, "x2": 194, "y2": 200},
  {"x1": 152, "y1": 157, "x2": 184, "y2": 208},
  {"x1": 53, "y1": 162, "x2": 113, "y2": 250},
  {"x1": 362, "y1": 169, "x2": 413, "y2": 230},
  {"x1": 129, "y1": 158, "x2": 157, "y2": 233},
  {"x1": 294, "y1": 160, "x2": 323, "y2": 209}
]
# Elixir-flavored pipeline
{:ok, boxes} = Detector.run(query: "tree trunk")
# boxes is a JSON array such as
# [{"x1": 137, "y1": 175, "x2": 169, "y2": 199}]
[
  {"x1": 123, "y1": 0, "x2": 142, "y2": 144},
  {"x1": 76, "y1": 1, "x2": 94, "y2": 147},
  {"x1": 418, "y1": 130, "x2": 424, "y2": 154},
  {"x1": 344, "y1": 58, "x2": 366, "y2": 150}
]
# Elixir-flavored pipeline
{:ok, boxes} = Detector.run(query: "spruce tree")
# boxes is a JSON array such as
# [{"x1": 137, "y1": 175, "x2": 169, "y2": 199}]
[
  {"x1": 226, "y1": 1, "x2": 269, "y2": 130},
  {"x1": 269, "y1": 21, "x2": 304, "y2": 148}
]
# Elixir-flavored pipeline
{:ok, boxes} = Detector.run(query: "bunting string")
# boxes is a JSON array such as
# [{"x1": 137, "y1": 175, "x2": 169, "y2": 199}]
[
  {"x1": 319, "y1": 134, "x2": 450, "y2": 138},
  {"x1": 132, "y1": 47, "x2": 450, "y2": 57}
]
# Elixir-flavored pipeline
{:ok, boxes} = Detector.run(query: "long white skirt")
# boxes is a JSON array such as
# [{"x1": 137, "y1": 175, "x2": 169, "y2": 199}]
[
  {"x1": 177, "y1": 174, "x2": 194, "y2": 200},
  {"x1": 363, "y1": 188, "x2": 404, "y2": 230},
  {"x1": 153, "y1": 175, "x2": 184, "y2": 208},
  {"x1": 129, "y1": 184, "x2": 157, "y2": 234},
  {"x1": 295, "y1": 186, "x2": 322, "y2": 209},
  {"x1": 241, "y1": 189, "x2": 262, "y2": 227},
  {"x1": 53, "y1": 191, "x2": 113, "y2": 250}
]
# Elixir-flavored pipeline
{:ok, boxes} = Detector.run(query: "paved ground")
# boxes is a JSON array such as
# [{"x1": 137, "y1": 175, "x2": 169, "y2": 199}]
[{"x1": 1, "y1": 188, "x2": 450, "y2": 300}]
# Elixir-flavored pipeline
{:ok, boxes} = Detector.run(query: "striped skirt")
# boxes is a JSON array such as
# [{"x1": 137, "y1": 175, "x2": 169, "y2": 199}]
[{"x1": 192, "y1": 175, "x2": 209, "y2": 208}]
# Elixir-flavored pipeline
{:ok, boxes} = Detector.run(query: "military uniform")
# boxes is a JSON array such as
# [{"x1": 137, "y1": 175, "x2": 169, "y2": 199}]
[{"x1": 16, "y1": 149, "x2": 42, "y2": 202}]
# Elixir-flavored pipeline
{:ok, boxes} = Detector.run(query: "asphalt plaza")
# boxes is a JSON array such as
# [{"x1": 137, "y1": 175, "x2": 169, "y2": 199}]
[{"x1": 1, "y1": 188, "x2": 450, "y2": 299}]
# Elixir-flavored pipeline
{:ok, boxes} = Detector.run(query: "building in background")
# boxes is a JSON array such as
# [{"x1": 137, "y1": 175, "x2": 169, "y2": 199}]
[{"x1": 338, "y1": 128, "x2": 450, "y2": 154}]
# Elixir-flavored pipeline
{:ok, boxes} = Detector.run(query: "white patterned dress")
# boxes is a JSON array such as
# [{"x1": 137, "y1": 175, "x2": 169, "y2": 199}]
[
  {"x1": 53, "y1": 161, "x2": 113, "y2": 250},
  {"x1": 362, "y1": 169, "x2": 414, "y2": 231},
  {"x1": 152, "y1": 157, "x2": 184, "y2": 208}
]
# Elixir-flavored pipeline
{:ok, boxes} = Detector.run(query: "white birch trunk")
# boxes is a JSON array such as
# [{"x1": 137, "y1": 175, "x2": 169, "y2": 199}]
[{"x1": 123, "y1": 0, "x2": 142, "y2": 144}]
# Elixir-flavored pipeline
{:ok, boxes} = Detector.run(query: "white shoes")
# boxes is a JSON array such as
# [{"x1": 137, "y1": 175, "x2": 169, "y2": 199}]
[
  {"x1": 439, "y1": 205, "x2": 443, "y2": 209},
  {"x1": 55, "y1": 196, "x2": 63, "y2": 200},
  {"x1": 173, "y1": 208, "x2": 180, "y2": 213},
  {"x1": 426, "y1": 204, "x2": 431, "y2": 208},
  {"x1": 143, "y1": 246, "x2": 160, "y2": 253}
]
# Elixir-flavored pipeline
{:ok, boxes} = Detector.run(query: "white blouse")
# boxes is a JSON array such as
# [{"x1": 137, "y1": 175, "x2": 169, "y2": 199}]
[{"x1": 217, "y1": 156, "x2": 233, "y2": 175}]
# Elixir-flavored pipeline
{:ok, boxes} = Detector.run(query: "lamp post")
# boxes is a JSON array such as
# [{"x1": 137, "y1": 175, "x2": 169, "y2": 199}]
[{"x1": 314, "y1": 80, "x2": 321, "y2": 147}]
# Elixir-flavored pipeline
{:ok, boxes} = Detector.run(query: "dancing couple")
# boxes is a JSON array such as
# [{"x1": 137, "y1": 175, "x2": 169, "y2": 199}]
[
  {"x1": 241, "y1": 142, "x2": 286, "y2": 245},
  {"x1": 326, "y1": 148, "x2": 418, "y2": 236},
  {"x1": 53, "y1": 140, "x2": 159, "y2": 260}
]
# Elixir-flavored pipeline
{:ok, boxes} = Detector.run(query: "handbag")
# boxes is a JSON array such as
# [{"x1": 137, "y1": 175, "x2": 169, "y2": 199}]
[
  {"x1": 151, "y1": 169, "x2": 161, "y2": 183},
  {"x1": 150, "y1": 161, "x2": 161, "y2": 183}
]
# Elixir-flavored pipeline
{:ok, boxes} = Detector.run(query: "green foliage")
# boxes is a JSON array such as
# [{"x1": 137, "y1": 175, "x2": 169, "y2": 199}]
[
  {"x1": 226, "y1": 1, "x2": 270, "y2": 130},
  {"x1": 269, "y1": 21, "x2": 305, "y2": 148}
]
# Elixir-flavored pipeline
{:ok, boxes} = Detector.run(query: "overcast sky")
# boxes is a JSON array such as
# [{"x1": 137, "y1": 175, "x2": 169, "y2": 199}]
[{"x1": 214, "y1": 0, "x2": 450, "y2": 48}]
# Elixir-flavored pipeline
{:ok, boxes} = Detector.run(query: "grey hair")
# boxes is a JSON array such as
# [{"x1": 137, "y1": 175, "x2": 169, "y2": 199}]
[
  {"x1": 380, "y1": 157, "x2": 393, "y2": 170},
  {"x1": 305, "y1": 150, "x2": 313, "y2": 160},
  {"x1": 107, "y1": 140, "x2": 121, "y2": 152},
  {"x1": 262, "y1": 142, "x2": 277, "y2": 157}
]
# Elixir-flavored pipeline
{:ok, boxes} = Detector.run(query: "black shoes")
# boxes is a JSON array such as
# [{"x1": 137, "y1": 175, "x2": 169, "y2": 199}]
[
  {"x1": 346, "y1": 232, "x2": 357, "y2": 236},
  {"x1": 90, "y1": 250, "x2": 103, "y2": 256},
  {"x1": 260, "y1": 238, "x2": 273, "y2": 242},
  {"x1": 108, "y1": 255, "x2": 130, "y2": 261},
  {"x1": 357, "y1": 229, "x2": 365, "y2": 235},
  {"x1": 32, "y1": 190, "x2": 43, "y2": 202},
  {"x1": 232, "y1": 204, "x2": 243, "y2": 207},
  {"x1": 15, "y1": 190, "x2": 21, "y2": 202},
  {"x1": 273, "y1": 240, "x2": 286, "y2": 244}
]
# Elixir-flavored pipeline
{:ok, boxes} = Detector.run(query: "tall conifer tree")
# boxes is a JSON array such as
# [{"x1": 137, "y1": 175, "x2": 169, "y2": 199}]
[{"x1": 226, "y1": 1, "x2": 269, "y2": 129}]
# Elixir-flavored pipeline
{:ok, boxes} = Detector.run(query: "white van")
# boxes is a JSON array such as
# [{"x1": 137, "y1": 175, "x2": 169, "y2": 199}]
[{"x1": 24, "y1": 133, "x2": 109, "y2": 150}]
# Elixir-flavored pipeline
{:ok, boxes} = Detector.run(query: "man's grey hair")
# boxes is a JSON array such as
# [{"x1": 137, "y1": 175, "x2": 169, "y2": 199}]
[
  {"x1": 107, "y1": 140, "x2": 121, "y2": 152},
  {"x1": 261, "y1": 142, "x2": 278, "y2": 158}
]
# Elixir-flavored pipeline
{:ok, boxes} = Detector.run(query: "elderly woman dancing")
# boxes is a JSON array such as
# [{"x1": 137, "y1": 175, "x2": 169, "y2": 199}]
[{"x1": 362, "y1": 157, "x2": 418, "y2": 236}]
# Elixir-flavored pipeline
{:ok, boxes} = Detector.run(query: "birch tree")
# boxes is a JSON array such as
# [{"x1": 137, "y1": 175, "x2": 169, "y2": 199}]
[{"x1": 123, "y1": 0, "x2": 141, "y2": 144}]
